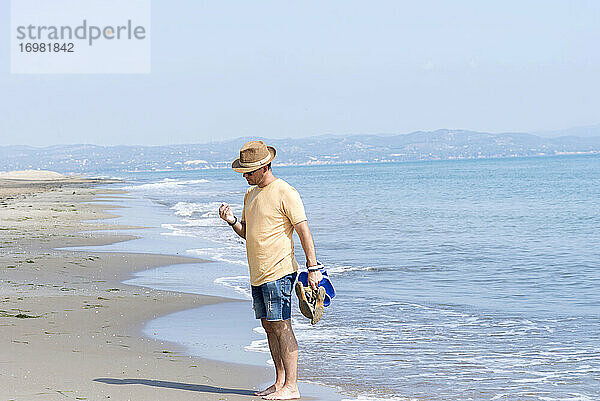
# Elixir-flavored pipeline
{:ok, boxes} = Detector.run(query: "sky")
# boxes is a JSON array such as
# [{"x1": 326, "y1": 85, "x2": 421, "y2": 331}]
[{"x1": 1, "y1": 0, "x2": 599, "y2": 146}]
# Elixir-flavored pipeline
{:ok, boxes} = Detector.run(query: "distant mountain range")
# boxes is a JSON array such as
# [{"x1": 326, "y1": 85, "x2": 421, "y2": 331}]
[
  {"x1": 1, "y1": 127, "x2": 599, "y2": 175},
  {"x1": 534, "y1": 123, "x2": 600, "y2": 138}
]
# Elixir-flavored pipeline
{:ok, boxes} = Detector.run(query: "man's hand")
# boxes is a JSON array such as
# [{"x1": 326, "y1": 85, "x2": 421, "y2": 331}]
[
  {"x1": 307, "y1": 270, "x2": 323, "y2": 290},
  {"x1": 218, "y1": 203, "x2": 235, "y2": 225}
]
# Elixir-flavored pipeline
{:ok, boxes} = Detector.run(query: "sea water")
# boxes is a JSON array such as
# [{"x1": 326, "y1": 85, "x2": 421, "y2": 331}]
[{"x1": 101, "y1": 155, "x2": 599, "y2": 400}]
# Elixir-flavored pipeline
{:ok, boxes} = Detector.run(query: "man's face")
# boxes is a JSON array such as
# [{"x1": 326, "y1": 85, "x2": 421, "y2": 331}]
[{"x1": 243, "y1": 166, "x2": 264, "y2": 185}]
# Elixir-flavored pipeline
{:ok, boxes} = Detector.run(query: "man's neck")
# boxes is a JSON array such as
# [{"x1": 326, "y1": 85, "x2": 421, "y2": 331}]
[{"x1": 257, "y1": 171, "x2": 277, "y2": 188}]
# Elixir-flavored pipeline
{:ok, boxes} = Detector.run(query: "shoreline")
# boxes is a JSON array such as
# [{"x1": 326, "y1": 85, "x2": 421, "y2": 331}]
[
  {"x1": 0, "y1": 179, "x2": 272, "y2": 400},
  {"x1": 96, "y1": 190, "x2": 348, "y2": 401}
]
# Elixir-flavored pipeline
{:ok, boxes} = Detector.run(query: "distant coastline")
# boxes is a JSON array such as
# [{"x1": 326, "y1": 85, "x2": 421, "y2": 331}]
[
  {"x1": 2, "y1": 128, "x2": 599, "y2": 175},
  {"x1": 77, "y1": 151, "x2": 600, "y2": 175}
]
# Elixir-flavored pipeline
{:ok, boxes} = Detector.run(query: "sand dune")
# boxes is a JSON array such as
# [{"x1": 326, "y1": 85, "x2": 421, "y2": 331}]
[{"x1": 0, "y1": 169, "x2": 69, "y2": 180}]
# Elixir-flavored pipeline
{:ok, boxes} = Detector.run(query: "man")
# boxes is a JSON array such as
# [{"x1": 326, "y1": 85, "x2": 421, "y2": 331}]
[{"x1": 218, "y1": 140, "x2": 323, "y2": 400}]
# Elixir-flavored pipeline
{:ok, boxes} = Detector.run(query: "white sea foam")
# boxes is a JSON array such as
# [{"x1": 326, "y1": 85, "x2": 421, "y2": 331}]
[
  {"x1": 369, "y1": 301, "x2": 403, "y2": 307},
  {"x1": 536, "y1": 394, "x2": 594, "y2": 401},
  {"x1": 325, "y1": 263, "x2": 379, "y2": 274},
  {"x1": 172, "y1": 201, "x2": 229, "y2": 217},
  {"x1": 253, "y1": 326, "x2": 266, "y2": 335},
  {"x1": 294, "y1": 324, "x2": 365, "y2": 342},
  {"x1": 244, "y1": 338, "x2": 270, "y2": 353},
  {"x1": 160, "y1": 223, "x2": 197, "y2": 238},
  {"x1": 161, "y1": 201, "x2": 249, "y2": 268},
  {"x1": 341, "y1": 396, "x2": 418, "y2": 401},
  {"x1": 160, "y1": 201, "x2": 245, "y2": 250},
  {"x1": 91, "y1": 175, "x2": 125, "y2": 180},
  {"x1": 214, "y1": 275, "x2": 251, "y2": 299},
  {"x1": 122, "y1": 178, "x2": 210, "y2": 191},
  {"x1": 179, "y1": 217, "x2": 224, "y2": 227},
  {"x1": 406, "y1": 303, "x2": 434, "y2": 310},
  {"x1": 187, "y1": 248, "x2": 248, "y2": 266},
  {"x1": 513, "y1": 376, "x2": 550, "y2": 383},
  {"x1": 245, "y1": 326, "x2": 270, "y2": 354}
]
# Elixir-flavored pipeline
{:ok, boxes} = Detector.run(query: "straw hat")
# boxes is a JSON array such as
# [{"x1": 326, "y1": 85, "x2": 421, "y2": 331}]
[{"x1": 231, "y1": 141, "x2": 277, "y2": 173}]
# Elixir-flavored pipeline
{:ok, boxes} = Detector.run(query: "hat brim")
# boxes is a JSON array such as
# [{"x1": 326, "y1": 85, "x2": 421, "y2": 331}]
[{"x1": 231, "y1": 146, "x2": 276, "y2": 173}]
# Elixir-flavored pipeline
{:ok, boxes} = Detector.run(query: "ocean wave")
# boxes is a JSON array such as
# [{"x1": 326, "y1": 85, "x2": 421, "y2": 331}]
[
  {"x1": 180, "y1": 217, "x2": 227, "y2": 227},
  {"x1": 293, "y1": 322, "x2": 367, "y2": 342},
  {"x1": 325, "y1": 263, "x2": 379, "y2": 274},
  {"x1": 90, "y1": 175, "x2": 125, "y2": 180},
  {"x1": 160, "y1": 225, "x2": 198, "y2": 238},
  {"x1": 121, "y1": 178, "x2": 210, "y2": 191},
  {"x1": 161, "y1": 201, "x2": 244, "y2": 244},
  {"x1": 244, "y1": 339, "x2": 270, "y2": 354},
  {"x1": 172, "y1": 201, "x2": 237, "y2": 217},
  {"x1": 341, "y1": 396, "x2": 418, "y2": 401},
  {"x1": 161, "y1": 219, "x2": 244, "y2": 244},
  {"x1": 245, "y1": 326, "x2": 271, "y2": 354},
  {"x1": 535, "y1": 394, "x2": 594, "y2": 401},
  {"x1": 187, "y1": 248, "x2": 248, "y2": 266},
  {"x1": 214, "y1": 275, "x2": 251, "y2": 299}
]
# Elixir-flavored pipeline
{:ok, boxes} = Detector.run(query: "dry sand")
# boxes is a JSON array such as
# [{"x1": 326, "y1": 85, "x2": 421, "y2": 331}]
[{"x1": 0, "y1": 177, "x2": 271, "y2": 400}]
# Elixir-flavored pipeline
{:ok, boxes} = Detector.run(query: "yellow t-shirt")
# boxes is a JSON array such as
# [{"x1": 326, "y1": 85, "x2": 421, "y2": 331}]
[{"x1": 241, "y1": 178, "x2": 307, "y2": 286}]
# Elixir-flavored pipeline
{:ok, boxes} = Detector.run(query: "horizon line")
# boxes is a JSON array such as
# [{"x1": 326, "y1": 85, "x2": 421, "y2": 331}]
[{"x1": 3, "y1": 124, "x2": 600, "y2": 148}]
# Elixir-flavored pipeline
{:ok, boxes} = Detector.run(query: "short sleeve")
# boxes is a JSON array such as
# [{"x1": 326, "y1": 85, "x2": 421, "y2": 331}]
[{"x1": 281, "y1": 186, "x2": 307, "y2": 225}]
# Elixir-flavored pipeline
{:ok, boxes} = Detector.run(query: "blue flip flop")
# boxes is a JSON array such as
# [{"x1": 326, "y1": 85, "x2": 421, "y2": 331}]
[{"x1": 298, "y1": 267, "x2": 336, "y2": 307}]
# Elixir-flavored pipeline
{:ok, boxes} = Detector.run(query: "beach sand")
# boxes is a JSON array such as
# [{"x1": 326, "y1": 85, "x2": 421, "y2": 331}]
[{"x1": 0, "y1": 176, "x2": 271, "y2": 400}]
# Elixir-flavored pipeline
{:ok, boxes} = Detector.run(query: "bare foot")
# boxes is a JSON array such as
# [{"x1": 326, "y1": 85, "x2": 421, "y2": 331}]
[
  {"x1": 255, "y1": 383, "x2": 281, "y2": 396},
  {"x1": 262, "y1": 385, "x2": 300, "y2": 400}
]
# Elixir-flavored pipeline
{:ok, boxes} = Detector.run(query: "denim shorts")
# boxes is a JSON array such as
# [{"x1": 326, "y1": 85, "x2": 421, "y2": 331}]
[{"x1": 251, "y1": 272, "x2": 298, "y2": 321}]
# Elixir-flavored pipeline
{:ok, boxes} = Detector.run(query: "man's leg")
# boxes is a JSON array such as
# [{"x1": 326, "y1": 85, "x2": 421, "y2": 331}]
[
  {"x1": 252, "y1": 284, "x2": 280, "y2": 397},
  {"x1": 255, "y1": 318, "x2": 285, "y2": 396},
  {"x1": 262, "y1": 319, "x2": 299, "y2": 400}
]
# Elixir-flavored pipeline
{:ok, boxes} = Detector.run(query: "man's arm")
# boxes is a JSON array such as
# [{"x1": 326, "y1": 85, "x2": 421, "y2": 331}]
[
  {"x1": 294, "y1": 220, "x2": 323, "y2": 289},
  {"x1": 219, "y1": 203, "x2": 246, "y2": 239},
  {"x1": 232, "y1": 220, "x2": 246, "y2": 239}
]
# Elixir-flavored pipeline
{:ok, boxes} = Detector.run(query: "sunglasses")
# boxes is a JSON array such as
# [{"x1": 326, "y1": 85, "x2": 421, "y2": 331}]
[{"x1": 243, "y1": 167, "x2": 262, "y2": 176}]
